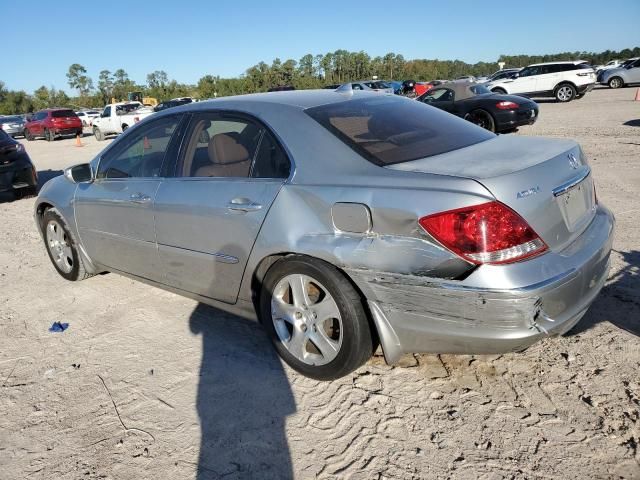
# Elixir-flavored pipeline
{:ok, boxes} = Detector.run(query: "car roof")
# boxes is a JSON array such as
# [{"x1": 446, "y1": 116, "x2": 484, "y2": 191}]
[
  {"x1": 172, "y1": 89, "x2": 369, "y2": 112},
  {"x1": 528, "y1": 60, "x2": 586, "y2": 66}
]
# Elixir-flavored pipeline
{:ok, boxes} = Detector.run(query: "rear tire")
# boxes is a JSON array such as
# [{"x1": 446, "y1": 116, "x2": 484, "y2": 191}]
[
  {"x1": 464, "y1": 109, "x2": 496, "y2": 132},
  {"x1": 93, "y1": 127, "x2": 104, "y2": 141},
  {"x1": 259, "y1": 255, "x2": 375, "y2": 381},
  {"x1": 41, "y1": 208, "x2": 93, "y2": 282},
  {"x1": 608, "y1": 76, "x2": 623, "y2": 89},
  {"x1": 555, "y1": 84, "x2": 576, "y2": 102}
]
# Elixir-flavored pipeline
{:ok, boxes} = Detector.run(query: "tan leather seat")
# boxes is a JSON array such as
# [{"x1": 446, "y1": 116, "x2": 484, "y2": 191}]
[{"x1": 195, "y1": 133, "x2": 251, "y2": 177}]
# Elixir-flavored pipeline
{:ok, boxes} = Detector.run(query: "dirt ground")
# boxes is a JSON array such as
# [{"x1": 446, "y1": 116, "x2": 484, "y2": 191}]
[{"x1": 1, "y1": 87, "x2": 639, "y2": 479}]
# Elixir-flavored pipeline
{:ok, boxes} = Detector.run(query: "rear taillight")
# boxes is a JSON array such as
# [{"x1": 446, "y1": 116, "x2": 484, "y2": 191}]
[
  {"x1": 495, "y1": 101, "x2": 519, "y2": 110},
  {"x1": 419, "y1": 201, "x2": 547, "y2": 265}
]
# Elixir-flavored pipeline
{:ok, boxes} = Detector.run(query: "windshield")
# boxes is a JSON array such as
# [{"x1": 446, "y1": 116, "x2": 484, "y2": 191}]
[
  {"x1": 306, "y1": 96, "x2": 494, "y2": 166},
  {"x1": 52, "y1": 110, "x2": 77, "y2": 118},
  {"x1": 470, "y1": 84, "x2": 491, "y2": 95}
]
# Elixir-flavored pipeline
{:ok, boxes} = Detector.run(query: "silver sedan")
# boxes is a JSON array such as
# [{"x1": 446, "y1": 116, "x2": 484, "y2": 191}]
[{"x1": 34, "y1": 90, "x2": 614, "y2": 380}]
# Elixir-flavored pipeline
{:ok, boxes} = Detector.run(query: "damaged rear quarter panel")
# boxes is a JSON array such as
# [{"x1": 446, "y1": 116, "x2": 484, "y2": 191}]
[{"x1": 238, "y1": 175, "x2": 494, "y2": 302}]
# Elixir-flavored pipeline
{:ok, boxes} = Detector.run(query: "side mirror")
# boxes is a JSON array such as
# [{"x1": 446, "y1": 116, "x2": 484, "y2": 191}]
[
  {"x1": 511, "y1": 73, "x2": 520, "y2": 79},
  {"x1": 64, "y1": 163, "x2": 93, "y2": 184}
]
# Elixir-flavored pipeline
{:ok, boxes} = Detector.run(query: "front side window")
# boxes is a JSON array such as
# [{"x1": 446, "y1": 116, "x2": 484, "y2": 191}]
[
  {"x1": 306, "y1": 96, "x2": 494, "y2": 166},
  {"x1": 470, "y1": 84, "x2": 491, "y2": 95},
  {"x1": 102, "y1": 106, "x2": 111, "y2": 117},
  {"x1": 97, "y1": 115, "x2": 181, "y2": 179}
]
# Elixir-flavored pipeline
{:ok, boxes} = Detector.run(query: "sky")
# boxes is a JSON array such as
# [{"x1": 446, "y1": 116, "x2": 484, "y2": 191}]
[{"x1": 2, "y1": 0, "x2": 639, "y2": 93}]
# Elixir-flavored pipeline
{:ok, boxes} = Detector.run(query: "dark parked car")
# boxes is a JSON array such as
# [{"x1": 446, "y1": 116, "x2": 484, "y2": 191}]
[
  {"x1": 417, "y1": 82, "x2": 538, "y2": 133},
  {"x1": 0, "y1": 129, "x2": 37, "y2": 196},
  {"x1": 24, "y1": 109, "x2": 83, "y2": 141},
  {"x1": 0, "y1": 115, "x2": 27, "y2": 138},
  {"x1": 154, "y1": 98, "x2": 194, "y2": 112}
]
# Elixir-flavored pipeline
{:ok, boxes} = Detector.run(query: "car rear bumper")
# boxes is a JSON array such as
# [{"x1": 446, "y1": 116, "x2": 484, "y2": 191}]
[
  {"x1": 577, "y1": 83, "x2": 595, "y2": 94},
  {"x1": 2, "y1": 127, "x2": 24, "y2": 136},
  {"x1": 347, "y1": 205, "x2": 615, "y2": 364},
  {"x1": 0, "y1": 158, "x2": 37, "y2": 192},
  {"x1": 52, "y1": 127, "x2": 82, "y2": 136},
  {"x1": 494, "y1": 106, "x2": 538, "y2": 131}
]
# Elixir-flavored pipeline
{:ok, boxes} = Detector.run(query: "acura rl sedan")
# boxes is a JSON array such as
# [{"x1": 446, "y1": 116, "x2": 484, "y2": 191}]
[{"x1": 34, "y1": 90, "x2": 614, "y2": 380}]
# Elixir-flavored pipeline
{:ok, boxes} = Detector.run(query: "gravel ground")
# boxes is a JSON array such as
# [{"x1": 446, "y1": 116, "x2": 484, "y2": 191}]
[{"x1": 0, "y1": 87, "x2": 639, "y2": 479}]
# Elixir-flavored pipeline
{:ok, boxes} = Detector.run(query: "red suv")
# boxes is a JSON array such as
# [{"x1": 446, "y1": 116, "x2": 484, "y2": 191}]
[{"x1": 24, "y1": 109, "x2": 83, "y2": 142}]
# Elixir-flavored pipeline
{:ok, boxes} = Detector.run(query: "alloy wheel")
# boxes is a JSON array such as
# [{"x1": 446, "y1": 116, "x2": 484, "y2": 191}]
[
  {"x1": 271, "y1": 274, "x2": 343, "y2": 366},
  {"x1": 46, "y1": 220, "x2": 73, "y2": 273},
  {"x1": 557, "y1": 86, "x2": 573, "y2": 101}
]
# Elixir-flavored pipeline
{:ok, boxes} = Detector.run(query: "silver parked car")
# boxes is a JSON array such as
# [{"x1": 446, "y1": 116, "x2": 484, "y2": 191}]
[
  {"x1": 34, "y1": 90, "x2": 614, "y2": 380},
  {"x1": 0, "y1": 115, "x2": 26, "y2": 138},
  {"x1": 599, "y1": 57, "x2": 640, "y2": 88}
]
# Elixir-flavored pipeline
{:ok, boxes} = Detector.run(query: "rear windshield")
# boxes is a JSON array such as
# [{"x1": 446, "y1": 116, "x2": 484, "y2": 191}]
[
  {"x1": 52, "y1": 110, "x2": 77, "y2": 118},
  {"x1": 305, "y1": 96, "x2": 494, "y2": 166}
]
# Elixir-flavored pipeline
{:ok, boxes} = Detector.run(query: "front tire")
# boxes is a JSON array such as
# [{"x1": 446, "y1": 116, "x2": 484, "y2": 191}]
[
  {"x1": 42, "y1": 208, "x2": 93, "y2": 281},
  {"x1": 555, "y1": 84, "x2": 576, "y2": 102},
  {"x1": 608, "y1": 76, "x2": 624, "y2": 89},
  {"x1": 464, "y1": 109, "x2": 496, "y2": 132},
  {"x1": 491, "y1": 87, "x2": 507, "y2": 94},
  {"x1": 260, "y1": 255, "x2": 375, "y2": 380}
]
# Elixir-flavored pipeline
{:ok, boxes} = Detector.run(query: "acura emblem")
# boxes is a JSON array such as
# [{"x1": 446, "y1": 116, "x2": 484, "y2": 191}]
[{"x1": 568, "y1": 153, "x2": 580, "y2": 169}]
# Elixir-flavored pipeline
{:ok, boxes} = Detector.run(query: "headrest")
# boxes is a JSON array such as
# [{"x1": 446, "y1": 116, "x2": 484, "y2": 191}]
[{"x1": 208, "y1": 133, "x2": 249, "y2": 165}]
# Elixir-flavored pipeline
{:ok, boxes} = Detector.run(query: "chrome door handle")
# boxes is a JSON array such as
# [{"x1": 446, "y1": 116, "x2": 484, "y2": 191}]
[
  {"x1": 129, "y1": 193, "x2": 151, "y2": 204},
  {"x1": 227, "y1": 198, "x2": 262, "y2": 213}
]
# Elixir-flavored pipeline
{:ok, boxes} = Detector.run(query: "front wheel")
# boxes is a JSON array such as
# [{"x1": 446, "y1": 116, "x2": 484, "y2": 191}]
[
  {"x1": 42, "y1": 209, "x2": 93, "y2": 281},
  {"x1": 260, "y1": 256, "x2": 376, "y2": 380},
  {"x1": 93, "y1": 127, "x2": 104, "y2": 141},
  {"x1": 608, "y1": 77, "x2": 623, "y2": 89},
  {"x1": 491, "y1": 87, "x2": 507, "y2": 94},
  {"x1": 464, "y1": 109, "x2": 496, "y2": 132},
  {"x1": 555, "y1": 84, "x2": 576, "y2": 102}
]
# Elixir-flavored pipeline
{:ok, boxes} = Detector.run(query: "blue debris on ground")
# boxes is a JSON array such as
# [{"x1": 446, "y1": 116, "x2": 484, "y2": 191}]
[{"x1": 49, "y1": 322, "x2": 69, "y2": 333}]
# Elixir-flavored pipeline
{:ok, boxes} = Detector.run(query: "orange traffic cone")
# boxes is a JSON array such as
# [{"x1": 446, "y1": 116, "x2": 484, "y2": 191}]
[
  {"x1": 635, "y1": 88, "x2": 640, "y2": 101},
  {"x1": 75, "y1": 133, "x2": 83, "y2": 147},
  {"x1": 143, "y1": 136, "x2": 151, "y2": 149}
]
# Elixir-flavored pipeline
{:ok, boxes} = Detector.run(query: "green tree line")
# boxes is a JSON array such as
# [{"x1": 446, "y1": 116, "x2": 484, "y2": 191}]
[{"x1": 1, "y1": 46, "x2": 638, "y2": 115}]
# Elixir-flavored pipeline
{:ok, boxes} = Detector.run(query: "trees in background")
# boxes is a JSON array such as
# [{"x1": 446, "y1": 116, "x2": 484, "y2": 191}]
[{"x1": 1, "y1": 46, "x2": 638, "y2": 115}]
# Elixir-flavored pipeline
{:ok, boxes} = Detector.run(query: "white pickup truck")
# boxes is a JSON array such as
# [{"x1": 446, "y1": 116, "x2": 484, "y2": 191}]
[{"x1": 92, "y1": 101, "x2": 155, "y2": 141}]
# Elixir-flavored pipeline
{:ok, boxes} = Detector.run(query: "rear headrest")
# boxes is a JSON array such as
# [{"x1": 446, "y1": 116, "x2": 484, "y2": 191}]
[{"x1": 208, "y1": 133, "x2": 249, "y2": 165}]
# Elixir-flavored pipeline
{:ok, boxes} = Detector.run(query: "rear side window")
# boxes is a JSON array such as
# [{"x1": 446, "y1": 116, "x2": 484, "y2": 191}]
[
  {"x1": 306, "y1": 96, "x2": 494, "y2": 166},
  {"x1": 52, "y1": 110, "x2": 77, "y2": 118}
]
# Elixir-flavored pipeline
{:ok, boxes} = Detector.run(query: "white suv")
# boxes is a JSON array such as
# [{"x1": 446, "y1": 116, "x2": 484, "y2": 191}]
[{"x1": 486, "y1": 61, "x2": 596, "y2": 102}]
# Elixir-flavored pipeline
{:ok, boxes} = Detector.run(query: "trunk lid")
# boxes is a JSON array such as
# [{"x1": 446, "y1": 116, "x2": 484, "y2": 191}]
[{"x1": 388, "y1": 135, "x2": 597, "y2": 252}]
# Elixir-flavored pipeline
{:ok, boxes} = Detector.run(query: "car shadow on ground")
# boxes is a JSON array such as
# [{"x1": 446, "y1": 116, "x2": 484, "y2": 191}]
[
  {"x1": 623, "y1": 119, "x2": 640, "y2": 127},
  {"x1": 189, "y1": 302, "x2": 296, "y2": 479},
  {"x1": 567, "y1": 249, "x2": 640, "y2": 337}
]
